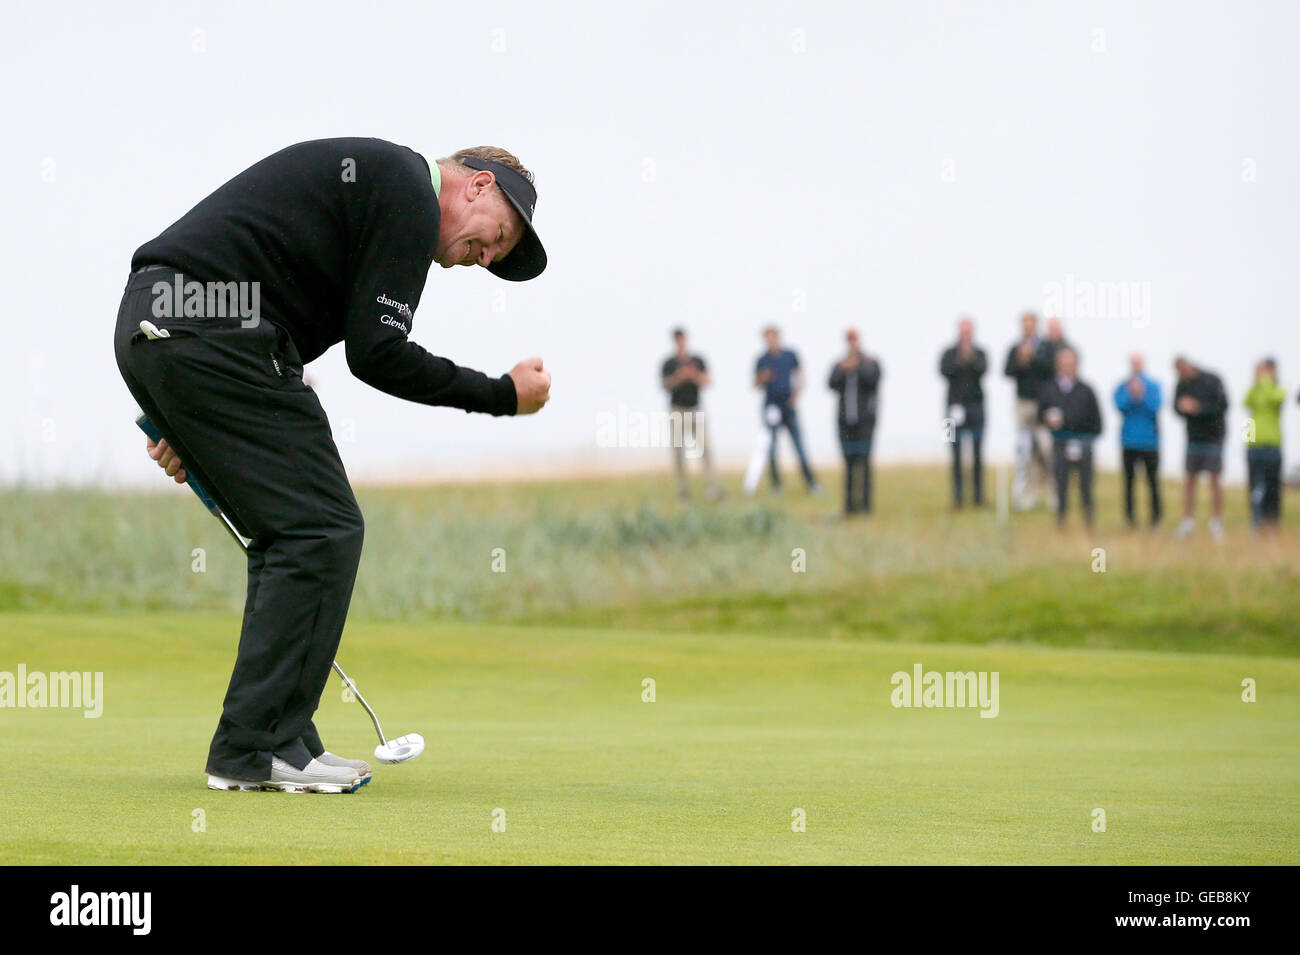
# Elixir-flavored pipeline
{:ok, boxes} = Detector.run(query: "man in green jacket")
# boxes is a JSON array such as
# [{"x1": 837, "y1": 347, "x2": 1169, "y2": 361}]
[{"x1": 1244, "y1": 358, "x2": 1285, "y2": 530}]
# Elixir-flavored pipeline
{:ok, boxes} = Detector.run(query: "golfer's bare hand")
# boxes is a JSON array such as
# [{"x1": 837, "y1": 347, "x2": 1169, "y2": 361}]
[
  {"x1": 146, "y1": 436, "x2": 187, "y2": 484},
  {"x1": 509, "y1": 357, "x2": 551, "y2": 415}
]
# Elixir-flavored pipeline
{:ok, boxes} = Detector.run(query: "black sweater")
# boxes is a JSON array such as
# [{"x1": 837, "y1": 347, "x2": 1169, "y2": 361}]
[
  {"x1": 939, "y1": 345, "x2": 987, "y2": 407},
  {"x1": 828, "y1": 355, "x2": 881, "y2": 429},
  {"x1": 132, "y1": 138, "x2": 516, "y2": 416},
  {"x1": 1174, "y1": 371, "x2": 1228, "y2": 443},
  {"x1": 1038, "y1": 378, "x2": 1103, "y2": 439},
  {"x1": 1004, "y1": 338, "x2": 1074, "y2": 400}
]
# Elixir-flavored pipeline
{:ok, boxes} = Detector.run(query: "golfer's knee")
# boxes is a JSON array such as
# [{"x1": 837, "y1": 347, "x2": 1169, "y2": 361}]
[{"x1": 323, "y1": 511, "x2": 364, "y2": 569}]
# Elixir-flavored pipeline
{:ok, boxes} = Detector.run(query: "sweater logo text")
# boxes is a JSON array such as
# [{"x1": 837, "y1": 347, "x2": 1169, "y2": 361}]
[{"x1": 376, "y1": 292, "x2": 411, "y2": 318}]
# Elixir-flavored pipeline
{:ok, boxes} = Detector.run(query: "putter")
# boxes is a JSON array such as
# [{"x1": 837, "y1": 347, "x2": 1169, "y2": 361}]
[{"x1": 135, "y1": 412, "x2": 425, "y2": 765}]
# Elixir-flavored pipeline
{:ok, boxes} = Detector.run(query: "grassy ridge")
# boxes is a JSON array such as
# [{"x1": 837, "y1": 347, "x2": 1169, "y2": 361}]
[
  {"x1": 0, "y1": 467, "x2": 1295, "y2": 655},
  {"x1": 1, "y1": 613, "x2": 1295, "y2": 864},
  {"x1": 559, "y1": 563, "x2": 1297, "y2": 656}
]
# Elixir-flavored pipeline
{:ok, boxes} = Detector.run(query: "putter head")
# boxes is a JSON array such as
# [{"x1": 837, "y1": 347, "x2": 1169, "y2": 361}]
[{"x1": 374, "y1": 733, "x2": 425, "y2": 764}]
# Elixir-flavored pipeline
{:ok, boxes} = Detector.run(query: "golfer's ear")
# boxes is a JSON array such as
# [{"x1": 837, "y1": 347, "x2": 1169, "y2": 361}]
[{"x1": 468, "y1": 170, "x2": 496, "y2": 200}]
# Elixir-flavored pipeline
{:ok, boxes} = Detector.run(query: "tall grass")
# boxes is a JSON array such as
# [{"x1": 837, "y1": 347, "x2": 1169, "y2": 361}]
[{"x1": 1, "y1": 466, "x2": 1295, "y2": 655}]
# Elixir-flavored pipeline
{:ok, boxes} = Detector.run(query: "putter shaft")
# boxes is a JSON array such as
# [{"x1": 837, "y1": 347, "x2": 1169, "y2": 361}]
[
  {"x1": 332, "y1": 661, "x2": 387, "y2": 747},
  {"x1": 136, "y1": 412, "x2": 393, "y2": 751}
]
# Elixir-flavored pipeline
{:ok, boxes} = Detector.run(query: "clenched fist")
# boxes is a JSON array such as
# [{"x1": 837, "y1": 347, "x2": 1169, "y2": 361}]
[{"x1": 508, "y1": 357, "x2": 551, "y2": 415}]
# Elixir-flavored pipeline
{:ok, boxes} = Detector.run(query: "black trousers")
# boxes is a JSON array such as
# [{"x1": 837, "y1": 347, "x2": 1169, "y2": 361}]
[
  {"x1": 1051, "y1": 440, "x2": 1094, "y2": 524},
  {"x1": 839, "y1": 428, "x2": 874, "y2": 513},
  {"x1": 114, "y1": 268, "x2": 364, "y2": 780},
  {"x1": 951, "y1": 425, "x2": 984, "y2": 505},
  {"x1": 1246, "y1": 447, "x2": 1283, "y2": 526},
  {"x1": 1121, "y1": 448, "x2": 1161, "y2": 525}
]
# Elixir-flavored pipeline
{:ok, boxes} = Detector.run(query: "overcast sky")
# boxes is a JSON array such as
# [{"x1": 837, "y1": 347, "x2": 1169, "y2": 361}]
[{"x1": 4, "y1": 0, "x2": 1298, "y2": 487}]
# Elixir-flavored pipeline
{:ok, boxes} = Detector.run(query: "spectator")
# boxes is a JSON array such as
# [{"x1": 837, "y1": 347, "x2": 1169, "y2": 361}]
[
  {"x1": 1243, "y1": 358, "x2": 1285, "y2": 530},
  {"x1": 1173, "y1": 357, "x2": 1229, "y2": 540},
  {"x1": 939, "y1": 317, "x2": 987, "y2": 508},
  {"x1": 755, "y1": 326, "x2": 821, "y2": 495},
  {"x1": 1004, "y1": 311, "x2": 1053, "y2": 509},
  {"x1": 829, "y1": 328, "x2": 882, "y2": 515},
  {"x1": 1042, "y1": 316, "x2": 1072, "y2": 369},
  {"x1": 661, "y1": 327, "x2": 724, "y2": 502},
  {"x1": 1038, "y1": 347, "x2": 1102, "y2": 527},
  {"x1": 1113, "y1": 353, "x2": 1163, "y2": 528}
]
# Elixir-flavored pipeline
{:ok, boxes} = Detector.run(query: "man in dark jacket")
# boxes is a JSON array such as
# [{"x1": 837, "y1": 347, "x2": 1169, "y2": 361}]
[
  {"x1": 1173, "y1": 356, "x2": 1230, "y2": 539},
  {"x1": 829, "y1": 328, "x2": 882, "y2": 515},
  {"x1": 1004, "y1": 312, "x2": 1054, "y2": 509},
  {"x1": 1042, "y1": 316, "x2": 1073, "y2": 371},
  {"x1": 1038, "y1": 347, "x2": 1103, "y2": 527},
  {"x1": 661, "y1": 327, "x2": 723, "y2": 502},
  {"x1": 117, "y1": 139, "x2": 552, "y2": 793},
  {"x1": 939, "y1": 317, "x2": 988, "y2": 508}
]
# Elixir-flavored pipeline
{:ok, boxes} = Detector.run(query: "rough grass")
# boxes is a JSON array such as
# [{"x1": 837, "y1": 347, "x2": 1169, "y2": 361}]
[{"x1": 1, "y1": 466, "x2": 1294, "y2": 656}]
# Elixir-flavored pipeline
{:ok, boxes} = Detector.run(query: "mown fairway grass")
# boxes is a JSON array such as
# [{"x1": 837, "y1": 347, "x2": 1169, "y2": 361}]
[
  {"x1": 0, "y1": 466, "x2": 1296, "y2": 864},
  {"x1": 0, "y1": 612, "x2": 1296, "y2": 864}
]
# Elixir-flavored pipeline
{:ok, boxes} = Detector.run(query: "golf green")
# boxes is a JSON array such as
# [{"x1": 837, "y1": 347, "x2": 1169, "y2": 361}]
[{"x1": 1, "y1": 612, "x2": 1295, "y2": 864}]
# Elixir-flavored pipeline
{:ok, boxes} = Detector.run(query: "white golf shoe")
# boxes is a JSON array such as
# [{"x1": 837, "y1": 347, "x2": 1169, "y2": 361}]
[
  {"x1": 206, "y1": 757, "x2": 362, "y2": 794},
  {"x1": 317, "y1": 751, "x2": 373, "y2": 785}
]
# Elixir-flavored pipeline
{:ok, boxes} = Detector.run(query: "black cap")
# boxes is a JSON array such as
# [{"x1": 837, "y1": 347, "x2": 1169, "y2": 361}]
[{"x1": 457, "y1": 156, "x2": 547, "y2": 281}]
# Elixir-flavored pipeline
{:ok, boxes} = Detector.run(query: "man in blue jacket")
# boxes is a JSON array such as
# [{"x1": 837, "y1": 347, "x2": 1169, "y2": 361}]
[
  {"x1": 755, "y1": 326, "x2": 822, "y2": 495},
  {"x1": 1113, "y1": 353, "x2": 1162, "y2": 528}
]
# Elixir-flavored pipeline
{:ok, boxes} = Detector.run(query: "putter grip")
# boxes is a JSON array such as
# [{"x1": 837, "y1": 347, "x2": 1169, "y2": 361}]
[{"x1": 134, "y1": 414, "x2": 224, "y2": 516}]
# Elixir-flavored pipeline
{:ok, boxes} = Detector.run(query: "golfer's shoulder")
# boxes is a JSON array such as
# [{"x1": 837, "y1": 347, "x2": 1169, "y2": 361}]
[{"x1": 270, "y1": 137, "x2": 432, "y2": 191}]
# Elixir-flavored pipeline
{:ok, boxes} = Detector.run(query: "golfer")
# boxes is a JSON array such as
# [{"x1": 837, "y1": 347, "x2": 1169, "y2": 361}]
[{"x1": 114, "y1": 138, "x2": 552, "y2": 793}]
